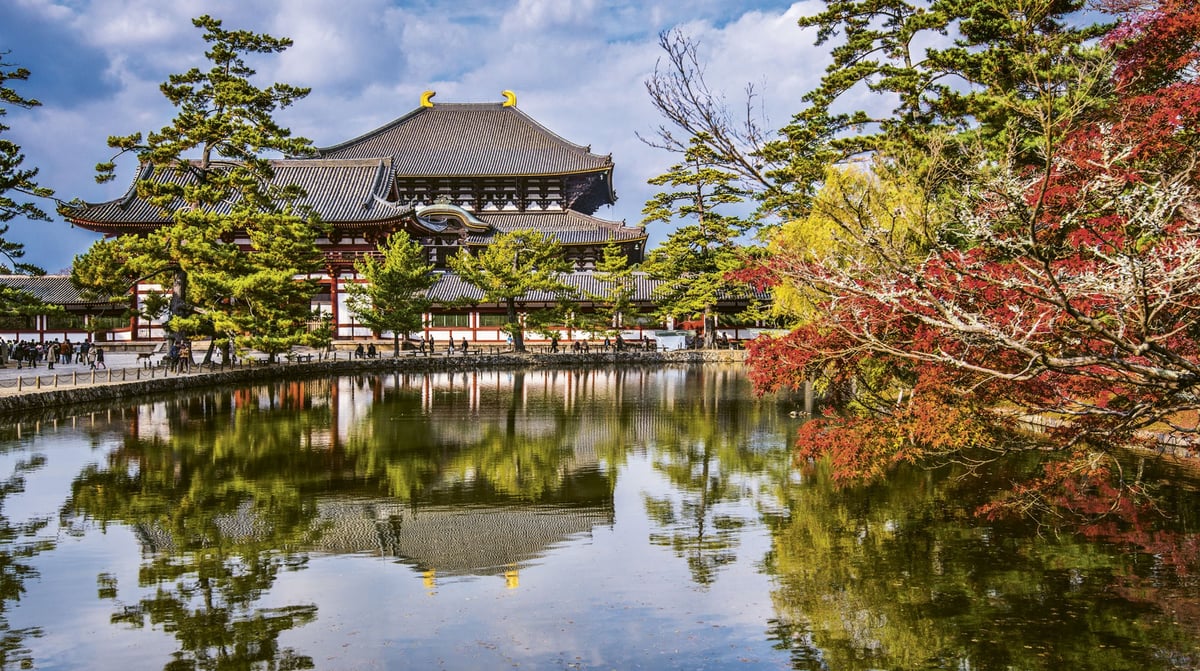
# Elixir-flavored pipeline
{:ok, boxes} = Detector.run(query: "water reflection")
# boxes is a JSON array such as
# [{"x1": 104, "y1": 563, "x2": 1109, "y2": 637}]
[
  {"x1": 764, "y1": 457, "x2": 1200, "y2": 670},
  {"x1": 643, "y1": 368, "x2": 782, "y2": 586},
  {"x1": 0, "y1": 365, "x2": 1194, "y2": 668},
  {"x1": 0, "y1": 453, "x2": 54, "y2": 669},
  {"x1": 63, "y1": 391, "x2": 325, "y2": 670}
]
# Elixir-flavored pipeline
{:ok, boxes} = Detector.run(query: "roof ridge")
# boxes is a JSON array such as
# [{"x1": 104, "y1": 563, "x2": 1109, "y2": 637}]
[{"x1": 313, "y1": 102, "x2": 613, "y2": 166}]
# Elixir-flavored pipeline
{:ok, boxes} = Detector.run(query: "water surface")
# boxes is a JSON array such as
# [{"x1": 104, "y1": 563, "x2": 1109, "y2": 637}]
[{"x1": 0, "y1": 365, "x2": 1196, "y2": 669}]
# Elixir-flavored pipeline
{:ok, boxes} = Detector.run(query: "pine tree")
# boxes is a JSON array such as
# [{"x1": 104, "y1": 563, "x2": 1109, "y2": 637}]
[
  {"x1": 70, "y1": 15, "x2": 321, "y2": 359},
  {"x1": 447, "y1": 229, "x2": 574, "y2": 353},
  {"x1": 642, "y1": 135, "x2": 749, "y2": 348},
  {"x1": 0, "y1": 54, "x2": 53, "y2": 318},
  {"x1": 344, "y1": 230, "x2": 436, "y2": 356},
  {"x1": 584, "y1": 238, "x2": 639, "y2": 336}
]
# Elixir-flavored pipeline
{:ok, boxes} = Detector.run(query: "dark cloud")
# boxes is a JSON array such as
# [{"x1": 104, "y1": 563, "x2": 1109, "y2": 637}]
[{"x1": 0, "y1": 4, "x2": 119, "y2": 108}]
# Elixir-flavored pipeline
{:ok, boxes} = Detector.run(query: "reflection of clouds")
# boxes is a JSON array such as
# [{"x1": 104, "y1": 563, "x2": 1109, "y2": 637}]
[
  {"x1": 268, "y1": 451, "x2": 784, "y2": 669},
  {"x1": 26, "y1": 365, "x2": 794, "y2": 667}
]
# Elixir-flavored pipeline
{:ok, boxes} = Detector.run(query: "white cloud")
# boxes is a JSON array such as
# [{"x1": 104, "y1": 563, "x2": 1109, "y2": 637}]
[
  {"x1": 500, "y1": 0, "x2": 599, "y2": 32},
  {"x1": 3, "y1": 0, "x2": 830, "y2": 269}
]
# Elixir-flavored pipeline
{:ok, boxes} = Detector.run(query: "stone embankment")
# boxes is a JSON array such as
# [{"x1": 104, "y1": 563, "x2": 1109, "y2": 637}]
[{"x1": 0, "y1": 349, "x2": 746, "y2": 415}]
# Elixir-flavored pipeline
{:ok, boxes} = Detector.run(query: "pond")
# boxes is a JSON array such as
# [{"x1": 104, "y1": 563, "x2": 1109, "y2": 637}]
[{"x1": 0, "y1": 365, "x2": 1197, "y2": 669}]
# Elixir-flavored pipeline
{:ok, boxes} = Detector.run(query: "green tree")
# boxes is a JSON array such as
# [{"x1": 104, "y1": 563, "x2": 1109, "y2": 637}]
[
  {"x1": 0, "y1": 54, "x2": 53, "y2": 317},
  {"x1": 446, "y1": 229, "x2": 574, "y2": 353},
  {"x1": 69, "y1": 15, "x2": 321, "y2": 357},
  {"x1": 344, "y1": 230, "x2": 436, "y2": 356},
  {"x1": 642, "y1": 136, "x2": 750, "y2": 348},
  {"x1": 746, "y1": 1, "x2": 1200, "y2": 521},
  {"x1": 583, "y1": 238, "x2": 639, "y2": 336},
  {"x1": 219, "y1": 207, "x2": 326, "y2": 361},
  {"x1": 770, "y1": 0, "x2": 1111, "y2": 208}
]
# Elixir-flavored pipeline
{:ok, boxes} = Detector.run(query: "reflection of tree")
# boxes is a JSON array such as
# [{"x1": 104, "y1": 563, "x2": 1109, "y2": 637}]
[
  {"x1": 340, "y1": 371, "x2": 629, "y2": 505},
  {"x1": 643, "y1": 366, "x2": 783, "y2": 586},
  {"x1": 0, "y1": 454, "x2": 55, "y2": 668},
  {"x1": 763, "y1": 456, "x2": 1200, "y2": 670},
  {"x1": 63, "y1": 391, "x2": 329, "y2": 670}
]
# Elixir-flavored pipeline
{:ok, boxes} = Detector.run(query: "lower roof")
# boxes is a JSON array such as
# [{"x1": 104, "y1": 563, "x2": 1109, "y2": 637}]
[
  {"x1": 0, "y1": 275, "x2": 126, "y2": 308},
  {"x1": 463, "y1": 210, "x2": 645, "y2": 247}
]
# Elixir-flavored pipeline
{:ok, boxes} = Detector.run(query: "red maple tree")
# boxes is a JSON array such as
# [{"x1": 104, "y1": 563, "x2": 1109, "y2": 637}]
[{"x1": 749, "y1": 0, "x2": 1200, "y2": 515}]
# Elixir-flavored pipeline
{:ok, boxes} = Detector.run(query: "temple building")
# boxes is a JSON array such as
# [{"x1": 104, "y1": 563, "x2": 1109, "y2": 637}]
[{"x1": 60, "y1": 92, "x2": 754, "y2": 345}]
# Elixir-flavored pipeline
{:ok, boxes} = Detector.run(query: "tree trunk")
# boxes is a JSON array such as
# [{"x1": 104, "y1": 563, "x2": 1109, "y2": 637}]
[
  {"x1": 703, "y1": 306, "x2": 717, "y2": 349},
  {"x1": 507, "y1": 298, "x2": 525, "y2": 352},
  {"x1": 168, "y1": 268, "x2": 189, "y2": 348},
  {"x1": 392, "y1": 333, "x2": 401, "y2": 357}
]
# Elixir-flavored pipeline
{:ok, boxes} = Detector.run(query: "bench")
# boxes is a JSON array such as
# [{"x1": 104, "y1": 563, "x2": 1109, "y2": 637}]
[{"x1": 285, "y1": 347, "x2": 319, "y2": 363}]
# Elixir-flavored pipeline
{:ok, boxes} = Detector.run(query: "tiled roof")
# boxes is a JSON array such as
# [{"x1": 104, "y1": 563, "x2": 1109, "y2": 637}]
[
  {"x1": 428, "y1": 271, "x2": 660, "y2": 304},
  {"x1": 62, "y1": 158, "x2": 413, "y2": 231},
  {"x1": 315, "y1": 103, "x2": 614, "y2": 178},
  {"x1": 465, "y1": 211, "x2": 645, "y2": 246},
  {"x1": 310, "y1": 499, "x2": 612, "y2": 575},
  {"x1": 427, "y1": 271, "x2": 765, "y2": 306},
  {"x1": 0, "y1": 275, "x2": 123, "y2": 306}
]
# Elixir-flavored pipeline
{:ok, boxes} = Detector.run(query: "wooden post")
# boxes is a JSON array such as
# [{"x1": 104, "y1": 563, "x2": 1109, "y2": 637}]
[{"x1": 803, "y1": 379, "x2": 814, "y2": 416}]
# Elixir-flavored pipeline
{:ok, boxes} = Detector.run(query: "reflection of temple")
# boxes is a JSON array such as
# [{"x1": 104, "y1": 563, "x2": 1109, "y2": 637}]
[
  {"x1": 115, "y1": 366, "x2": 759, "y2": 587},
  {"x1": 311, "y1": 498, "x2": 612, "y2": 586}
]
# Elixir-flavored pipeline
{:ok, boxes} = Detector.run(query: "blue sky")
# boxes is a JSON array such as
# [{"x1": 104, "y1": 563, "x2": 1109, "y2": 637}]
[{"x1": 1, "y1": 0, "x2": 830, "y2": 272}]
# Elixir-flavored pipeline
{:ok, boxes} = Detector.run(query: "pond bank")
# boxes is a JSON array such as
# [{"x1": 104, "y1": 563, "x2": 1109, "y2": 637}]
[{"x1": 0, "y1": 349, "x2": 747, "y2": 415}]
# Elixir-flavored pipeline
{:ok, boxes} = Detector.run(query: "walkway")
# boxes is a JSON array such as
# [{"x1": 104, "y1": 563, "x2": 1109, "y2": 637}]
[{"x1": 0, "y1": 351, "x2": 180, "y2": 396}]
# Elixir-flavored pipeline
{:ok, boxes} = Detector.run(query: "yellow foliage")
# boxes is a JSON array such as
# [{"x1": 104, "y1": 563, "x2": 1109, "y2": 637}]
[{"x1": 766, "y1": 161, "x2": 942, "y2": 324}]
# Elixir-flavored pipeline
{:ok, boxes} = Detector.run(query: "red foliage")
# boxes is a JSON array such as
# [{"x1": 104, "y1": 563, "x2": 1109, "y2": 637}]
[
  {"x1": 752, "y1": 0, "x2": 1200, "y2": 520},
  {"x1": 725, "y1": 258, "x2": 779, "y2": 292},
  {"x1": 792, "y1": 372, "x2": 991, "y2": 484}
]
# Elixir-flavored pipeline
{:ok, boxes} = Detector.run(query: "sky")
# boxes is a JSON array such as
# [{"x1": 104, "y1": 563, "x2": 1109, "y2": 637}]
[{"x1": 1, "y1": 0, "x2": 834, "y2": 273}]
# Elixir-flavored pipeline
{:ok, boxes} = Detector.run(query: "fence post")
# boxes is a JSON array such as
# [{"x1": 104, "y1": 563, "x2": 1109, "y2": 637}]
[
  {"x1": 36, "y1": 376, "x2": 40, "y2": 390},
  {"x1": 17, "y1": 377, "x2": 21, "y2": 392},
  {"x1": 107, "y1": 370, "x2": 112, "y2": 382},
  {"x1": 91, "y1": 370, "x2": 96, "y2": 384},
  {"x1": 73, "y1": 371, "x2": 78, "y2": 386},
  {"x1": 53, "y1": 374, "x2": 58, "y2": 388}
]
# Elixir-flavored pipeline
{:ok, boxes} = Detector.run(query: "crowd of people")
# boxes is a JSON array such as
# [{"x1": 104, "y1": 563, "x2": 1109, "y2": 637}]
[{"x1": 0, "y1": 339, "x2": 106, "y2": 370}]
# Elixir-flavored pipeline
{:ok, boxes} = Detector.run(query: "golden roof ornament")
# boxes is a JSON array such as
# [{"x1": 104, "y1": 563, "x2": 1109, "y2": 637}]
[
  {"x1": 420, "y1": 90, "x2": 436, "y2": 107},
  {"x1": 501, "y1": 90, "x2": 517, "y2": 107}
]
